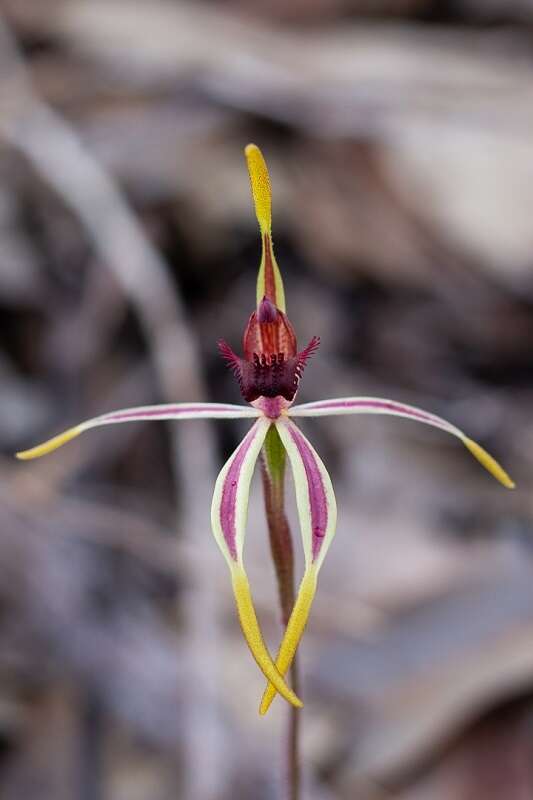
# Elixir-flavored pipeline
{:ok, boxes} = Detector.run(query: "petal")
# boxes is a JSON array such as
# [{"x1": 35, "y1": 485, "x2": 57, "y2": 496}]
[
  {"x1": 211, "y1": 417, "x2": 270, "y2": 566},
  {"x1": 290, "y1": 397, "x2": 515, "y2": 489},
  {"x1": 260, "y1": 567, "x2": 317, "y2": 716},
  {"x1": 275, "y1": 418, "x2": 337, "y2": 571},
  {"x1": 16, "y1": 403, "x2": 260, "y2": 460},
  {"x1": 210, "y1": 417, "x2": 302, "y2": 710},
  {"x1": 244, "y1": 144, "x2": 286, "y2": 312},
  {"x1": 231, "y1": 566, "x2": 302, "y2": 710},
  {"x1": 260, "y1": 417, "x2": 337, "y2": 715}
]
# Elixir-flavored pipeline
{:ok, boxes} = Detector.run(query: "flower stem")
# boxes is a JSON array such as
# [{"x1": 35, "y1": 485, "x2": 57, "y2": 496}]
[{"x1": 261, "y1": 426, "x2": 301, "y2": 800}]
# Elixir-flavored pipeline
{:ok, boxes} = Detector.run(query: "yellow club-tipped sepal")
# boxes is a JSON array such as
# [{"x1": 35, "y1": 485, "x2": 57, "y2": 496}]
[
  {"x1": 245, "y1": 144, "x2": 271, "y2": 234},
  {"x1": 462, "y1": 437, "x2": 515, "y2": 489},
  {"x1": 16, "y1": 425, "x2": 82, "y2": 460},
  {"x1": 259, "y1": 567, "x2": 317, "y2": 716},
  {"x1": 245, "y1": 144, "x2": 286, "y2": 312},
  {"x1": 231, "y1": 566, "x2": 302, "y2": 710}
]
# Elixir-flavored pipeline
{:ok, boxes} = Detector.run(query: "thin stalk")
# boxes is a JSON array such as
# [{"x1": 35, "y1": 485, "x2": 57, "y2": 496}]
[{"x1": 261, "y1": 426, "x2": 301, "y2": 800}]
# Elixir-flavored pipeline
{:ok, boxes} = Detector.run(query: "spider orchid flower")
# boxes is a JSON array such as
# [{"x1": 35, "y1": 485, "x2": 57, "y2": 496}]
[{"x1": 16, "y1": 145, "x2": 515, "y2": 716}]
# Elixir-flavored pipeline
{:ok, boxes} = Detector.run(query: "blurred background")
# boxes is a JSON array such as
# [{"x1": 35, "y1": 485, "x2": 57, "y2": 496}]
[{"x1": 0, "y1": 0, "x2": 532, "y2": 798}]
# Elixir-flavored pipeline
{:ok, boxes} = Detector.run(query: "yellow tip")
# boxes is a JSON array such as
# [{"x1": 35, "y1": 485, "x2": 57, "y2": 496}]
[
  {"x1": 245, "y1": 144, "x2": 286, "y2": 311},
  {"x1": 231, "y1": 567, "x2": 302, "y2": 710},
  {"x1": 16, "y1": 426, "x2": 82, "y2": 460},
  {"x1": 245, "y1": 144, "x2": 271, "y2": 234},
  {"x1": 259, "y1": 568, "x2": 317, "y2": 716},
  {"x1": 462, "y1": 437, "x2": 515, "y2": 489}
]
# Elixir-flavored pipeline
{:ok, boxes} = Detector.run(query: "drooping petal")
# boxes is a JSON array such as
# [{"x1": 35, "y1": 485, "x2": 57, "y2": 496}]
[
  {"x1": 244, "y1": 144, "x2": 286, "y2": 312},
  {"x1": 290, "y1": 397, "x2": 515, "y2": 489},
  {"x1": 275, "y1": 418, "x2": 337, "y2": 571},
  {"x1": 16, "y1": 403, "x2": 260, "y2": 460},
  {"x1": 210, "y1": 416, "x2": 302, "y2": 709},
  {"x1": 260, "y1": 417, "x2": 337, "y2": 715}
]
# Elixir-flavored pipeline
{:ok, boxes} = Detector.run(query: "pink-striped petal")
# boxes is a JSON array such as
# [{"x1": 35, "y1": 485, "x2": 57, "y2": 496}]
[
  {"x1": 275, "y1": 418, "x2": 337, "y2": 569},
  {"x1": 289, "y1": 396, "x2": 514, "y2": 489},
  {"x1": 210, "y1": 417, "x2": 302, "y2": 709},
  {"x1": 290, "y1": 397, "x2": 460, "y2": 434},
  {"x1": 16, "y1": 403, "x2": 259, "y2": 460},
  {"x1": 259, "y1": 417, "x2": 337, "y2": 714},
  {"x1": 211, "y1": 417, "x2": 270, "y2": 566}
]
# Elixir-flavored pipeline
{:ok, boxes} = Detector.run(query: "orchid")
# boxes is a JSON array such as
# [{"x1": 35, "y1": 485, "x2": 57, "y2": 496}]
[{"x1": 16, "y1": 145, "x2": 514, "y2": 718}]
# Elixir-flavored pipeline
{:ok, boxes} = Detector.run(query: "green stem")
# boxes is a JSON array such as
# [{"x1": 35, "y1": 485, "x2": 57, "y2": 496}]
[{"x1": 261, "y1": 426, "x2": 301, "y2": 800}]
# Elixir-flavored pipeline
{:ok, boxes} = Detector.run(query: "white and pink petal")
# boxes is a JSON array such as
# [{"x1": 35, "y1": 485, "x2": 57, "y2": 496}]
[
  {"x1": 275, "y1": 417, "x2": 337, "y2": 571},
  {"x1": 16, "y1": 402, "x2": 260, "y2": 460},
  {"x1": 260, "y1": 417, "x2": 337, "y2": 715},
  {"x1": 210, "y1": 417, "x2": 302, "y2": 710},
  {"x1": 290, "y1": 396, "x2": 514, "y2": 489},
  {"x1": 210, "y1": 417, "x2": 271, "y2": 567}
]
